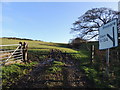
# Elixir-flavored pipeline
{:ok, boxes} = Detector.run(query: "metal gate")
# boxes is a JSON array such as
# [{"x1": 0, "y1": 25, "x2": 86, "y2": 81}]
[{"x1": 0, "y1": 44, "x2": 23, "y2": 65}]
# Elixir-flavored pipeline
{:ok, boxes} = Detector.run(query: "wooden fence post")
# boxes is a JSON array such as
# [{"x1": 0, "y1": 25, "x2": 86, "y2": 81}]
[
  {"x1": 117, "y1": 51, "x2": 120, "y2": 62},
  {"x1": 91, "y1": 45, "x2": 95, "y2": 63},
  {"x1": 19, "y1": 42, "x2": 22, "y2": 59},
  {"x1": 22, "y1": 42, "x2": 28, "y2": 63},
  {"x1": 19, "y1": 42, "x2": 22, "y2": 49}
]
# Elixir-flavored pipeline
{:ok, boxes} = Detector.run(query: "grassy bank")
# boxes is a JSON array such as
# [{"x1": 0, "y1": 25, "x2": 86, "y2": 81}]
[
  {"x1": 1, "y1": 37, "x2": 119, "y2": 88},
  {"x1": 1, "y1": 38, "x2": 83, "y2": 88},
  {"x1": 78, "y1": 42, "x2": 120, "y2": 88},
  {"x1": 2, "y1": 62, "x2": 38, "y2": 88}
]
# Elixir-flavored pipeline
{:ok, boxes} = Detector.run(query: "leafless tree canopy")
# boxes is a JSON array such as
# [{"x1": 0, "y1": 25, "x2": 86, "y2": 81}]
[{"x1": 71, "y1": 7, "x2": 118, "y2": 40}]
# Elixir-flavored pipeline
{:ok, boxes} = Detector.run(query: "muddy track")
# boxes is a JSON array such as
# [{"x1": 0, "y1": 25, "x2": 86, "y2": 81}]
[{"x1": 11, "y1": 59, "x2": 94, "y2": 88}]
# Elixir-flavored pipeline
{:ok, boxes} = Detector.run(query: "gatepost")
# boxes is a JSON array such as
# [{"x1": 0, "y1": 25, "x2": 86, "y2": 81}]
[
  {"x1": 22, "y1": 42, "x2": 28, "y2": 63},
  {"x1": 91, "y1": 45, "x2": 95, "y2": 64}
]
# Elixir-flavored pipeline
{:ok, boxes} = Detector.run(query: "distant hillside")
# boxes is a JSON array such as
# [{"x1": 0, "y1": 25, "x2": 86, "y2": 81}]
[
  {"x1": 0, "y1": 37, "x2": 78, "y2": 53},
  {"x1": 2, "y1": 37, "x2": 42, "y2": 41}
]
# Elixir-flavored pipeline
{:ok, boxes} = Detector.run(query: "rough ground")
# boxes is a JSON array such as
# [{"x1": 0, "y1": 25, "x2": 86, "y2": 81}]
[{"x1": 11, "y1": 58, "x2": 94, "y2": 88}]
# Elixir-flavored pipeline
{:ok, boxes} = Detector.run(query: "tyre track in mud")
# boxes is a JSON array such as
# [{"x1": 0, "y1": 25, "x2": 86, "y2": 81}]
[{"x1": 11, "y1": 58, "x2": 94, "y2": 88}]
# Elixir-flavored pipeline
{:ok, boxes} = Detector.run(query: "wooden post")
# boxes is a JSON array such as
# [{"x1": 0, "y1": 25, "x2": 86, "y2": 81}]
[
  {"x1": 22, "y1": 42, "x2": 28, "y2": 63},
  {"x1": 19, "y1": 42, "x2": 22, "y2": 49},
  {"x1": 117, "y1": 51, "x2": 118, "y2": 61},
  {"x1": 18, "y1": 42, "x2": 23, "y2": 61},
  {"x1": 91, "y1": 45, "x2": 95, "y2": 63},
  {"x1": 117, "y1": 51, "x2": 120, "y2": 62},
  {"x1": 105, "y1": 48, "x2": 110, "y2": 77},
  {"x1": 106, "y1": 49, "x2": 110, "y2": 66}
]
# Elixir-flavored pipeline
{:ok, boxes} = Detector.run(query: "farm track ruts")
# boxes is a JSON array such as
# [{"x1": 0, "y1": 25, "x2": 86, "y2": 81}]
[{"x1": 11, "y1": 59, "x2": 94, "y2": 88}]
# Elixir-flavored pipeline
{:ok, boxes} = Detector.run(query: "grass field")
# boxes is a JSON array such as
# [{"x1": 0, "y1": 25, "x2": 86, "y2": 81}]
[
  {"x1": 1, "y1": 62, "x2": 38, "y2": 88},
  {"x1": 1, "y1": 37, "x2": 120, "y2": 88},
  {"x1": 1, "y1": 37, "x2": 87, "y2": 88},
  {"x1": 1, "y1": 38, "x2": 77, "y2": 52}
]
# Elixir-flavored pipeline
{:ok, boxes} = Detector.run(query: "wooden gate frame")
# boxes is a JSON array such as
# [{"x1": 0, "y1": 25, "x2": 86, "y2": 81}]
[{"x1": 19, "y1": 42, "x2": 29, "y2": 63}]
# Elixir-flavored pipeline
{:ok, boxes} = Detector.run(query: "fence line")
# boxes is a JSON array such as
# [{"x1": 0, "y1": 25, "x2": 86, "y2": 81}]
[
  {"x1": 0, "y1": 49, "x2": 21, "y2": 53},
  {"x1": 6, "y1": 45, "x2": 21, "y2": 62},
  {"x1": 0, "y1": 44, "x2": 20, "y2": 47},
  {"x1": 0, "y1": 42, "x2": 28, "y2": 65}
]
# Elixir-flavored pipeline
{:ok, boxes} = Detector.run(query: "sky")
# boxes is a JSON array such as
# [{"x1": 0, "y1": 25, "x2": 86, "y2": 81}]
[{"x1": 1, "y1": 1, "x2": 119, "y2": 43}]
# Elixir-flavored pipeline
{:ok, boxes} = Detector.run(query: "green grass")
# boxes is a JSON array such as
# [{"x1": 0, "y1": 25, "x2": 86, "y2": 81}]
[
  {"x1": 1, "y1": 38, "x2": 78, "y2": 53},
  {"x1": 47, "y1": 61, "x2": 66, "y2": 73},
  {"x1": 2, "y1": 37, "x2": 119, "y2": 88},
  {"x1": 53, "y1": 61, "x2": 65, "y2": 66},
  {"x1": 78, "y1": 41, "x2": 120, "y2": 88},
  {"x1": 1, "y1": 38, "x2": 67, "y2": 49},
  {"x1": 2, "y1": 61, "x2": 38, "y2": 88},
  {"x1": 1, "y1": 38, "x2": 85, "y2": 88}
]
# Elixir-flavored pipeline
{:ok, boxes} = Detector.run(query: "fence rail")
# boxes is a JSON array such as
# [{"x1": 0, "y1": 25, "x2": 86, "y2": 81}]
[
  {"x1": 0, "y1": 44, "x2": 20, "y2": 47},
  {"x1": 0, "y1": 42, "x2": 28, "y2": 65}
]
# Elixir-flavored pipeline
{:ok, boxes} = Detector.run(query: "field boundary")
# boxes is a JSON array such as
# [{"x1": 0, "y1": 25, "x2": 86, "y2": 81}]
[{"x1": 0, "y1": 42, "x2": 28, "y2": 65}]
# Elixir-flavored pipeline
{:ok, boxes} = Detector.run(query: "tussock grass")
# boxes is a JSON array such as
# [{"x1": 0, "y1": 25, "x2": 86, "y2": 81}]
[
  {"x1": 2, "y1": 62, "x2": 38, "y2": 88},
  {"x1": 47, "y1": 61, "x2": 66, "y2": 73}
]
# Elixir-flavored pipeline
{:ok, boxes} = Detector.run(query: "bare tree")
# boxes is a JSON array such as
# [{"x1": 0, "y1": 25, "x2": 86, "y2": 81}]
[{"x1": 71, "y1": 7, "x2": 118, "y2": 40}]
